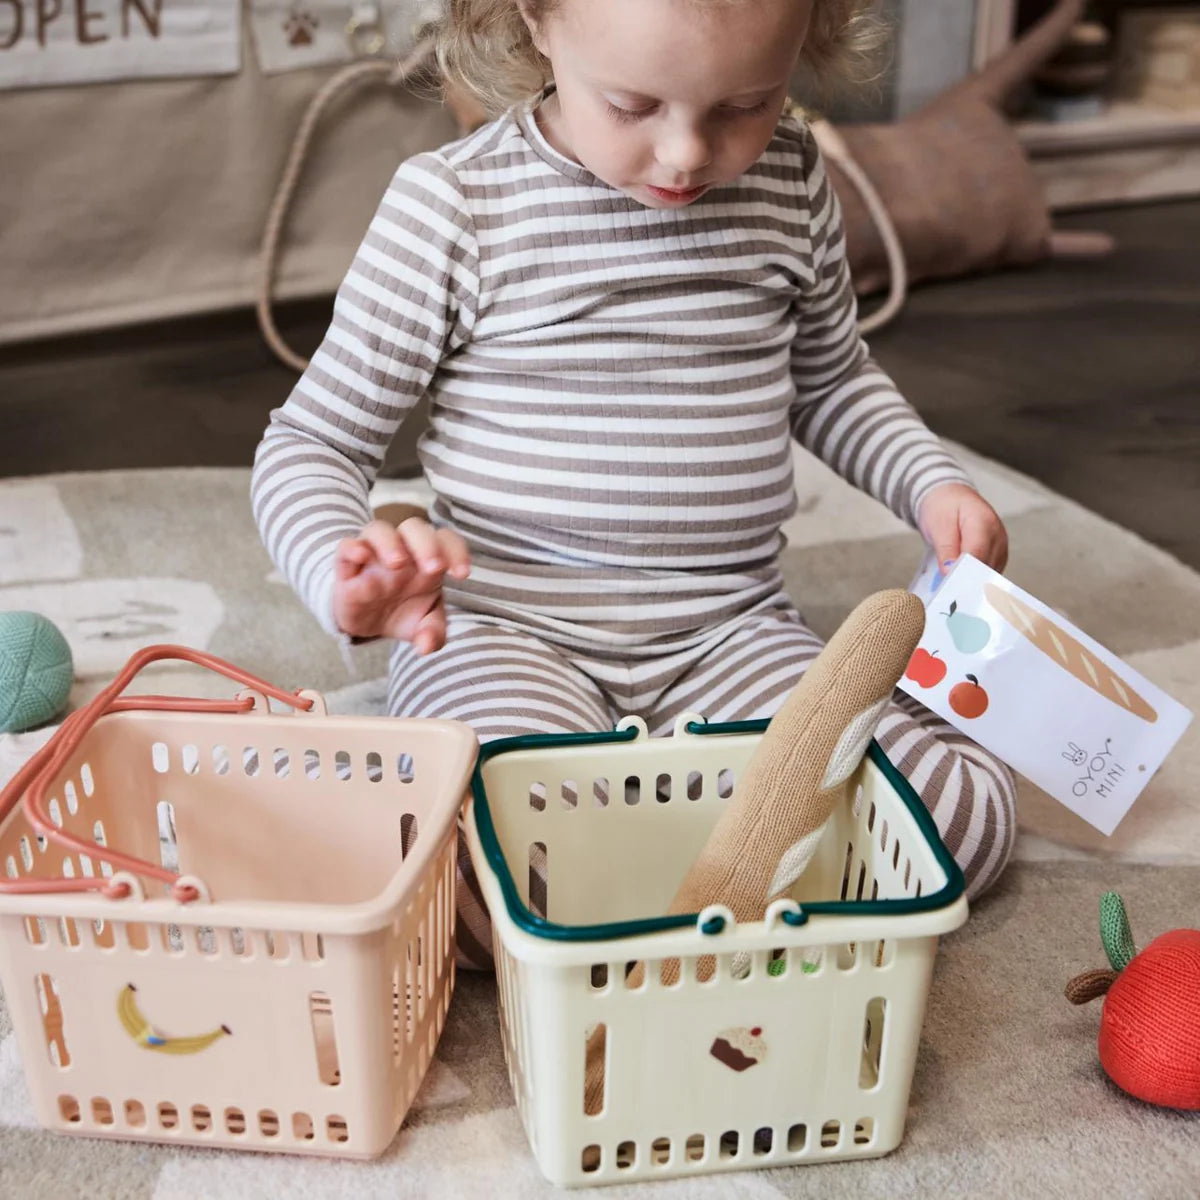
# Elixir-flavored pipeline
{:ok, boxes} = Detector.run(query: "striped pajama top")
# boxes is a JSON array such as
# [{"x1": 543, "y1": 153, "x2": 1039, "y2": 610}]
[{"x1": 252, "y1": 98, "x2": 970, "y2": 651}]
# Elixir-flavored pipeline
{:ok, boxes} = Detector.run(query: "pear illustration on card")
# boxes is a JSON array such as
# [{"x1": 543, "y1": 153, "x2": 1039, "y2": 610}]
[{"x1": 944, "y1": 600, "x2": 992, "y2": 654}]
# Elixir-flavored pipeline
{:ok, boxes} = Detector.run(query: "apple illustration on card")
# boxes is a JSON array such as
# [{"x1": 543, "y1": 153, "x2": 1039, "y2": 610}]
[{"x1": 905, "y1": 648, "x2": 947, "y2": 688}]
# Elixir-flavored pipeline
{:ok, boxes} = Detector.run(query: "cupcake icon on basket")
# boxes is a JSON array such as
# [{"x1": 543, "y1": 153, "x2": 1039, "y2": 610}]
[{"x1": 709, "y1": 1025, "x2": 766, "y2": 1072}]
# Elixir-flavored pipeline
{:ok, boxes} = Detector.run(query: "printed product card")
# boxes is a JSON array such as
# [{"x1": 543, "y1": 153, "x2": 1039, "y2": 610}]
[{"x1": 901, "y1": 553, "x2": 1193, "y2": 835}]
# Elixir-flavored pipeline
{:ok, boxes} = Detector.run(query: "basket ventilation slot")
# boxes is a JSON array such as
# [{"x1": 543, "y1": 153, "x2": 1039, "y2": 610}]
[
  {"x1": 36, "y1": 973, "x2": 70, "y2": 1067},
  {"x1": 309, "y1": 991, "x2": 342, "y2": 1086}
]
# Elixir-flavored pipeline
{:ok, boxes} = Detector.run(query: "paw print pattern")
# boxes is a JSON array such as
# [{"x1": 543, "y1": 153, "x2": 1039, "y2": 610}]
[{"x1": 283, "y1": 8, "x2": 319, "y2": 47}]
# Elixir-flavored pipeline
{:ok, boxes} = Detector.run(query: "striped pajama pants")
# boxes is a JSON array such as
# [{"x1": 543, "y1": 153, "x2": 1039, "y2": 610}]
[{"x1": 388, "y1": 595, "x2": 1016, "y2": 970}]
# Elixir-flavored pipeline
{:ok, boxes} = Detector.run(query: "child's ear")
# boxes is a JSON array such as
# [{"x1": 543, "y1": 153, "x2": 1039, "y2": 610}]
[{"x1": 516, "y1": 0, "x2": 550, "y2": 57}]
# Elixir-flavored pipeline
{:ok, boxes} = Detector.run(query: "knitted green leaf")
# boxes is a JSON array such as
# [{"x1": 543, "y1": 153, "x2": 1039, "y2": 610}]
[{"x1": 1099, "y1": 891, "x2": 1136, "y2": 972}]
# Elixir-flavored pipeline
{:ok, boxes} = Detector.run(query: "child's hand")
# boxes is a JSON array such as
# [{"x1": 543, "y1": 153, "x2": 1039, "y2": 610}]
[
  {"x1": 917, "y1": 483, "x2": 1009, "y2": 574},
  {"x1": 333, "y1": 517, "x2": 470, "y2": 653}
]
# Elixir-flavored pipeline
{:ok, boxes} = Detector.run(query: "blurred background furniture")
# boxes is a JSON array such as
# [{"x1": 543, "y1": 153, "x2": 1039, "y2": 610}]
[
  {"x1": 986, "y1": 0, "x2": 1200, "y2": 207},
  {"x1": 2, "y1": 1, "x2": 1197, "y2": 569}
]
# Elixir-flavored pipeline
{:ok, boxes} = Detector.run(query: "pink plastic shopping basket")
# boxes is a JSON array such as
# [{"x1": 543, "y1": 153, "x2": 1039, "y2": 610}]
[{"x1": 0, "y1": 645, "x2": 477, "y2": 1158}]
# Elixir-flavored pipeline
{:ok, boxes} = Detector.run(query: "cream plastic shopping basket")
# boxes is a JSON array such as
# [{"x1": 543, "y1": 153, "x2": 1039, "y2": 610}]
[
  {"x1": 0, "y1": 645, "x2": 477, "y2": 1159},
  {"x1": 465, "y1": 712, "x2": 969, "y2": 1187}
]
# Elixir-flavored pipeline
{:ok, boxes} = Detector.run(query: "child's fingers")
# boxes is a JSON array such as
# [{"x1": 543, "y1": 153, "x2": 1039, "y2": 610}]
[
  {"x1": 961, "y1": 510, "x2": 1007, "y2": 571},
  {"x1": 986, "y1": 524, "x2": 1010, "y2": 573},
  {"x1": 930, "y1": 525, "x2": 963, "y2": 574},
  {"x1": 360, "y1": 520, "x2": 410, "y2": 570},
  {"x1": 334, "y1": 537, "x2": 373, "y2": 581},
  {"x1": 436, "y1": 528, "x2": 472, "y2": 579},
  {"x1": 397, "y1": 517, "x2": 445, "y2": 573},
  {"x1": 410, "y1": 597, "x2": 447, "y2": 656}
]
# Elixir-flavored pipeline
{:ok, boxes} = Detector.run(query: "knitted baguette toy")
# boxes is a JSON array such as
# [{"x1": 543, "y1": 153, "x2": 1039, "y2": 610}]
[
  {"x1": 667, "y1": 588, "x2": 926, "y2": 938},
  {"x1": 584, "y1": 590, "x2": 925, "y2": 1113}
]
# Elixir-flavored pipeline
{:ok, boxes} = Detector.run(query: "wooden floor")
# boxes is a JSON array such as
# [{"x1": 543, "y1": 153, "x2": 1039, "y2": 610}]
[
  {"x1": 3, "y1": 200, "x2": 1198, "y2": 569},
  {"x1": 869, "y1": 200, "x2": 1200, "y2": 572}
]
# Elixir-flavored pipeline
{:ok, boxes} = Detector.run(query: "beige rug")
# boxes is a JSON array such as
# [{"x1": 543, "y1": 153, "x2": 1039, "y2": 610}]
[{"x1": 1, "y1": 446, "x2": 1198, "y2": 1198}]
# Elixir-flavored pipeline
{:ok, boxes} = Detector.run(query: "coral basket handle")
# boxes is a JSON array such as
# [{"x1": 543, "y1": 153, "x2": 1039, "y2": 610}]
[{"x1": 0, "y1": 645, "x2": 316, "y2": 902}]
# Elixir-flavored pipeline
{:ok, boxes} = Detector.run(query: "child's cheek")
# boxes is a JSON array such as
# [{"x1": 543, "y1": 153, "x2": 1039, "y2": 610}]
[
  {"x1": 593, "y1": 120, "x2": 631, "y2": 172},
  {"x1": 585, "y1": 129, "x2": 639, "y2": 190}
]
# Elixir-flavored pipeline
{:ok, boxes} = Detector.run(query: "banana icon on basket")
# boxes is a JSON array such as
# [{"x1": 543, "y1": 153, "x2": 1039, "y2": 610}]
[{"x1": 117, "y1": 984, "x2": 231, "y2": 1054}]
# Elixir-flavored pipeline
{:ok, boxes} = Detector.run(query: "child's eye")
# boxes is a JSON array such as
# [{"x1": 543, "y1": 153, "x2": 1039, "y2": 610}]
[
  {"x1": 605, "y1": 101, "x2": 656, "y2": 125},
  {"x1": 719, "y1": 100, "x2": 770, "y2": 118},
  {"x1": 603, "y1": 98, "x2": 770, "y2": 125}
]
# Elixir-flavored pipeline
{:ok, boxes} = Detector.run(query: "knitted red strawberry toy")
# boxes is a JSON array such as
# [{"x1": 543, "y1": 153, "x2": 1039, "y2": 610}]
[{"x1": 1066, "y1": 891, "x2": 1200, "y2": 1110}]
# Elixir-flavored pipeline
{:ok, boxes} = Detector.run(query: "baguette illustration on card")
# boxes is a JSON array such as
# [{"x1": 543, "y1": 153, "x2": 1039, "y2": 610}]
[{"x1": 983, "y1": 584, "x2": 1158, "y2": 723}]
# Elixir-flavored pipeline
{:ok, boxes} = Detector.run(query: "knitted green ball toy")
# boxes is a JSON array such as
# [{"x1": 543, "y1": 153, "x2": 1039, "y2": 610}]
[{"x1": 0, "y1": 612, "x2": 74, "y2": 734}]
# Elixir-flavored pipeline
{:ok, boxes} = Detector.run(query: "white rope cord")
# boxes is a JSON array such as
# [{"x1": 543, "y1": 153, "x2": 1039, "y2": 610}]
[
  {"x1": 809, "y1": 117, "x2": 908, "y2": 335},
  {"x1": 256, "y1": 38, "x2": 439, "y2": 373}
]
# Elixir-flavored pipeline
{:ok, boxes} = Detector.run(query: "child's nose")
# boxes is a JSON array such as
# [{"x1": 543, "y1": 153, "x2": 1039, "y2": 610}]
[{"x1": 656, "y1": 126, "x2": 712, "y2": 177}]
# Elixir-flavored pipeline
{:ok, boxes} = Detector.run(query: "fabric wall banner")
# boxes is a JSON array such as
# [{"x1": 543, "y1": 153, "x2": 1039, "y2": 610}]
[
  {"x1": 0, "y1": 0, "x2": 241, "y2": 89},
  {"x1": 249, "y1": 0, "x2": 440, "y2": 74}
]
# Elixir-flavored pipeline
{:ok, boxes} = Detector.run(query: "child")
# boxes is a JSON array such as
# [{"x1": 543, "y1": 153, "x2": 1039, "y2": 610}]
[{"x1": 253, "y1": 0, "x2": 1016, "y2": 969}]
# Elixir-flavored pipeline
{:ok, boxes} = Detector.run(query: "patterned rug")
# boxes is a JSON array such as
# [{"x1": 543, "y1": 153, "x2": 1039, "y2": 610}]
[{"x1": 1, "y1": 447, "x2": 1198, "y2": 1198}]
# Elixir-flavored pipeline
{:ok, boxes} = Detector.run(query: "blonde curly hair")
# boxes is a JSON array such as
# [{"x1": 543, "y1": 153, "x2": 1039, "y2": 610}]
[{"x1": 436, "y1": 0, "x2": 887, "y2": 118}]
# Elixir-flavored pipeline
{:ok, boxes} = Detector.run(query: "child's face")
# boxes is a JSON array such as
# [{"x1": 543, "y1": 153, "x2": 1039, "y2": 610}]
[{"x1": 524, "y1": 0, "x2": 813, "y2": 208}]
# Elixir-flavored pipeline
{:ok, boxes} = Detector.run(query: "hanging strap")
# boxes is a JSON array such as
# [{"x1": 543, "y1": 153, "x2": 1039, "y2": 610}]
[
  {"x1": 0, "y1": 645, "x2": 316, "y2": 903},
  {"x1": 808, "y1": 115, "x2": 909, "y2": 335},
  {"x1": 256, "y1": 37, "x2": 440, "y2": 372}
]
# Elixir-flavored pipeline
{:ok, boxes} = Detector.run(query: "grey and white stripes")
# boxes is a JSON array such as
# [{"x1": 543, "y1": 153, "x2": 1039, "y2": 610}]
[
  {"x1": 252, "y1": 100, "x2": 969, "y2": 635},
  {"x1": 251, "y1": 98, "x2": 1016, "y2": 967}
]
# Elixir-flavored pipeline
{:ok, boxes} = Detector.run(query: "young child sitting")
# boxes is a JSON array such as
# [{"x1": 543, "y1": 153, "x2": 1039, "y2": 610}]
[{"x1": 253, "y1": 0, "x2": 1016, "y2": 968}]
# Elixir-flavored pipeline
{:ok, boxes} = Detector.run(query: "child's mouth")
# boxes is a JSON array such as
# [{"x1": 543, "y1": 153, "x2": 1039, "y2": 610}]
[{"x1": 645, "y1": 184, "x2": 708, "y2": 204}]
